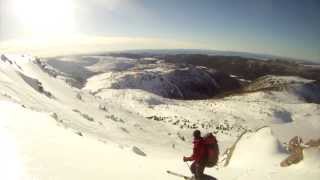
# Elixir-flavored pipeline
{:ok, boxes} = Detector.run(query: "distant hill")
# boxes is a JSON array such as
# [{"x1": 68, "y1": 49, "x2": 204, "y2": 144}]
[
  {"x1": 111, "y1": 49, "x2": 319, "y2": 63},
  {"x1": 160, "y1": 54, "x2": 320, "y2": 81}
]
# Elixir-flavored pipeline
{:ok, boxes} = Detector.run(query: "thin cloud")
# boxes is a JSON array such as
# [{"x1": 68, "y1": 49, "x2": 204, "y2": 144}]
[{"x1": 0, "y1": 35, "x2": 203, "y2": 57}]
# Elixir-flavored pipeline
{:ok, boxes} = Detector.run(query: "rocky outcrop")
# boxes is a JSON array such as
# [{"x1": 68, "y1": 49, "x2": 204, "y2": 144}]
[
  {"x1": 280, "y1": 136, "x2": 304, "y2": 167},
  {"x1": 280, "y1": 136, "x2": 320, "y2": 167}
]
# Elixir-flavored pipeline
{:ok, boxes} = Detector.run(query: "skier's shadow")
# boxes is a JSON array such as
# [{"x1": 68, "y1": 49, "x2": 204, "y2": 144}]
[{"x1": 202, "y1": 174, "x2": 217, "y2": 180}]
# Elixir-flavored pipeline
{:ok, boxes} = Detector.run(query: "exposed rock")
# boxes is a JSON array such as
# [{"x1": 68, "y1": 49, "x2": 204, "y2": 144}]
[
  {"x1": 75, "y1": 131, "x2": 83, "y2": 136},
  {"x1": 280, "y1": 136, "x2": 304, "y2": 167},
  {"x1": 1, "y1": 54, "x2": 12, "y2": 64},
  {"x1": 19, "y1": 73, "x2": 54, "y2": 98},
  {"x1": 132, "y1": 146, "x2": 147, "y2": 157},
  {"x1": 72, "y1": 109, "x2": 95, "y2": 122}
]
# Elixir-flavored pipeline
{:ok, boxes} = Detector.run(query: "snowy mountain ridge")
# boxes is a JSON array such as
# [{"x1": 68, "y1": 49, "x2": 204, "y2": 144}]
[
  {"x1": 84, "y1": 61, "x2": 241, "y2": 99},
  {"x1": 245, "y1": 75, "x2": 320, "y2": 103}
]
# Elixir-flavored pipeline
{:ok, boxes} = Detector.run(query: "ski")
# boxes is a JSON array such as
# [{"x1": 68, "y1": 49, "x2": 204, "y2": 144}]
[{"x1": 166, "y1": 170, "x2": 193, "y2": 180}]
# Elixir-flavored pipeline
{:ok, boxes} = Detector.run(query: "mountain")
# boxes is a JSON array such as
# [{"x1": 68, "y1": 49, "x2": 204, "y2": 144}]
[
  {"x1": 83, "y1": 59, "x2": 241, "y2": 100},
  {"x1": 244, "y1": 75, "x2": 320, "y2": 103},
  {"x1": 115, "y1": 49, "x2": 290, "y2": 61},
  {"x1": 0, "y1": 53, "x2": 319, "y2": 180},
  {"x1": 100, "y1": 52, "x2": 320, "y2": 81},
  {"x1": 161, "y1": 54, "x2": 320, "y2": 81}
]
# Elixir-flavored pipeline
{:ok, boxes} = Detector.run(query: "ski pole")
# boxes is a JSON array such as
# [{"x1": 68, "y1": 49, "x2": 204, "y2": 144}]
[
  {"x1": 185, "y1": 161, "x2": 190, "y2": 169},
  {"x1": 185, "y1": 161, "x2": 193, "y2": 175}
]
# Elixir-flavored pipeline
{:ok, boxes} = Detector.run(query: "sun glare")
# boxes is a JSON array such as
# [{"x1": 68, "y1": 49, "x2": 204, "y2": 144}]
[{"x1": 10, "y1": 0, "x2": 76, "y2": 38}]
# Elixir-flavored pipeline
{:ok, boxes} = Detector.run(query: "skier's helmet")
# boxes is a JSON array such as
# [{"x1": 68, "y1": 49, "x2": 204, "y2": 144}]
[{"x1": 193, "y1": 130, "x2": 201, "y2": 139}]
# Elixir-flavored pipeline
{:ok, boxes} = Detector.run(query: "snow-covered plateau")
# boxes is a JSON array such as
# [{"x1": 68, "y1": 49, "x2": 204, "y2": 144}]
[{"x1": 0, "y1": 54, "x2": 319, "y2": 180}]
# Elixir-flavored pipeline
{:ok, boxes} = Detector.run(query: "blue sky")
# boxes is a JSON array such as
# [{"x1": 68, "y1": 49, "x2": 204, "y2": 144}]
[{"x1": 1, "y1": 0, "x2": 320, "y2": 60}]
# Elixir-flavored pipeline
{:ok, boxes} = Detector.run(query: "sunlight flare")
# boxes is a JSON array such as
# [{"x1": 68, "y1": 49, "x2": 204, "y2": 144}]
[{"x1": 9, "y1": 0, "x2": 76, "y2": 37}]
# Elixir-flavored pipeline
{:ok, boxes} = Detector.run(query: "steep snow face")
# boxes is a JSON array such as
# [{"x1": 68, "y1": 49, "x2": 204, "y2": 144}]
[{"x1": 84, "y1": 62, "x2": 241, "y2": 99}]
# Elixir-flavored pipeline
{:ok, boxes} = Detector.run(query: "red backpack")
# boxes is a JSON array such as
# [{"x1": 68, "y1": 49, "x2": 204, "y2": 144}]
[{"x1": 203, "y1": 133, "x2": 219, "y2": 167}]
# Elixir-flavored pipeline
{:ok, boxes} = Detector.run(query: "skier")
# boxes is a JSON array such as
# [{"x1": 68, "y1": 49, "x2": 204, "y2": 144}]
[{"x1": 183, "y1": 130, "x2": 207, "y2": 180}]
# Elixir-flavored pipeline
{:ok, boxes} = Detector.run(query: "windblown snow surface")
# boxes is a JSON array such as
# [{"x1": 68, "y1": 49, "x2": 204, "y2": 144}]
[{"x1": 0, "y1": 54, "x2": 319, "y2": 180}]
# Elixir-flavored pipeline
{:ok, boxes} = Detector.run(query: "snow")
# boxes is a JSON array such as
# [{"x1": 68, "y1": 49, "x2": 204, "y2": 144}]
[
  {"x1": 0, "y1": 53, "x2": 319, "y2": 180},
  {"x1": 83, "y1": 58, "x2": 238, "y2": 99},
  {"x1": 228, "y1": 127, "x2": 287, "y2": 168},
  {"x1": 0, "y1": 101, "x2": 187, "y2": 180},
  {"x1": 217, "y1": 127, "x2": 320, "y2": 180},
  {"x1": 300, "y1": 148, "x2": 320, "y2": 169},
  {"x1": 245, "y1": 75, "x2": 315, "y2": 92}
]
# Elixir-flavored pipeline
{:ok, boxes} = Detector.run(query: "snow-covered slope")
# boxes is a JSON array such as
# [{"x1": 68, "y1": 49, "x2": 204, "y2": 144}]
[
  {"x1": 245, "y1": 75, "x2": 320, "y2": 103},
  {"x1": 218, "y1": 127, "x2": 320, "y2": 180},
  {"x1": 47, "y1": 55, "x2": 241, "y2": 99},
  {"x1": 0, "y1": 101, "x2": 189, "y2": 180},
  {"x1": 228, "y1": 127, "x2": 287, "y2": 168},
  {"x1": 0, "y1": 54, "x2": 186, "y2": 151},
  {"x1": 84, "y1": 63, "x2": 241, "y2": 99},
  {"x1": 0, "y1": 54, "x2": 319, "y2": 180}
]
